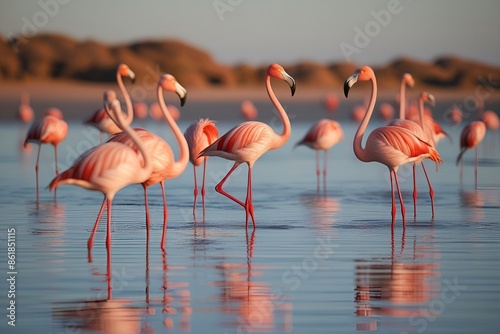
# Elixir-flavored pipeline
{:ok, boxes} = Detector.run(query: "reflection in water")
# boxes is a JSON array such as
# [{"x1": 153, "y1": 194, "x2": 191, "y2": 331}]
[
  {"x1": 53, "y1": 249, "x2": 142, "y2": 334},
  {"x1": 354, "y1": 229, "x2": 440, "y2": 332},
  {"x1": 30, "y1": 202, "x2": 66, "y2": 257},
  {"x1": 460, "y1": 188, "x2": 499, "y2": 222},
  {"x1": 211, "y1": 230, "x2": 293, "y2": 333},
  {"x1": 300, "y1": 193, "x2": 340, "y2": 232}
]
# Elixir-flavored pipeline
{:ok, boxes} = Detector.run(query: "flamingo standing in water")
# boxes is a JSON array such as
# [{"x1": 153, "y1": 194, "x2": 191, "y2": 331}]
[
  {"x1": 295, "y1": 119, "x2": 344, "y2": 193},
  {"x1": 24, "y1": 110, "x2": 68, "y2": 201},
  {"x1": 184, "y1": 119, "x2": 219, "y2": 217},
  {"x1": 199, "y1": 63, "x2": 296, "y2": 228},
  {"x1": 241, "y1": 100, "x2": 258, "y2": 120},
  {"x1": 90, "y1": 74, "x2": 189, "y2": 249},
  {"x1": 456, "y1": 121, "x2": 486, "y2": 189},
  {"x1": 18, "y1": 92, "x2": 34, "y2": 123},
  {"x1": 84, "y1": 64, "x2": 135, "y2": 142},
  {"x1": 49, "y1": 98, "x2": 153, "y2": 252},
  {"x1": 344, "y1": 66, "x2": 443, "y2": 226}
]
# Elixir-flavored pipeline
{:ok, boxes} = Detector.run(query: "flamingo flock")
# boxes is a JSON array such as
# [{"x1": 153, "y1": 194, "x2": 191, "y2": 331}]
[{"x1": 20, "y1": 62, "x2": 498, "y2": 253}]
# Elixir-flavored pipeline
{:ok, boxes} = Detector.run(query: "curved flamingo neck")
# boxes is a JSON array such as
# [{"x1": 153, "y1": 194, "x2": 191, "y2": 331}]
[
  {"x1": 353, "y1": 75, "x2": 377, "y2": 163},
  {"x1": 111, "y1": 102, "x2": 152, "y2": 182},
  {"x1": 266, "y1": 75, "x2": 291, "y2": 150},
  {"x1": 157, "y1": 85, "x2": 189, "y2": 177},
  {"x1": 399, "y1": 79, "x2": 407, "y2": 119},
  {"x1": 116, "y1": 71, "x2": 134, "y2": 125},
  {"x1": 418, "y1": 97, "x2": 425, "y2": 129}
]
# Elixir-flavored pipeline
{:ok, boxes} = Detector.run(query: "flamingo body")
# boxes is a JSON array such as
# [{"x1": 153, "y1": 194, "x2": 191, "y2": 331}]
[
  {"x1": 184, "y1": 118, "x2": 219, "y2": 216},
  {"x1": 481, "y1": 110, "x2": 499, "y2": 130}
]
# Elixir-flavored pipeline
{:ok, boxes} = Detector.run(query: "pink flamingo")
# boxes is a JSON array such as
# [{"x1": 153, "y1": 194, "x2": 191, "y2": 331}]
[
  {"x1": 132, "y1": 101, "x2": 148, "y2": 120},
  {"x1": 24, "y1": 109, "x2": 68, "y2": 201},
  {"x1": 481, "y1": 110, "x2": 499, "y2": 130},
  {"x1": 49, "y1": 98, "x2": 153, "y2": 252},
  {"x1": 241, "y1": 100, "x2": 258, "y2": 120},
  {"x1": 90, "y1": 74, "x2": 189, "y2": 249},
  {"x1": 84, "y1": 64, "x2": 135, "y2": 142},
  {"x1": 323, "y1": 93, "x2": 339, "y2": 112},
  {"x1": 388, "y1": 74, "x2": 437, "y2": 217},
  {"x1": 344, "y1": 66, "x2": 443, "y2": 226},
  {"x1": 379, "y1": 102, "x2": 395, "y2": 121},
  {"x1": 199, "y1": 63, "x2": 296, "y2": 228},
  {"x1": 18, "y1": 92, "x2": 34, "y2": 123},
  {"x1": 296, "y1": 119, "x2": 344, "y2": 192},
  {"x1": 184, "y1": 119, "x2": 219, "y2": 217},
  {"x1": 456, "y1": 121, "x2": 486, "y2": 189},
  {"x1": 446, "y1": 106, "x2": 463, "y2": 125}
]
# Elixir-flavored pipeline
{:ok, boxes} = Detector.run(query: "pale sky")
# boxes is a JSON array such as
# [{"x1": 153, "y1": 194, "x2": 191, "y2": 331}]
[{"x1": 1, "y1": 0, "x2": 499, "y2": 66}]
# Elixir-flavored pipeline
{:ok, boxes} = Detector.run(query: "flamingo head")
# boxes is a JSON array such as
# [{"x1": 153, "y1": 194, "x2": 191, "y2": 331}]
[
  {"x1": 403, "y1": 73, "x2": 414, "y2": 87},
  {"x1": 158, "y1": 74, "x2": 187, "y2": 107},
  {"x1": 421, "y1": 92, "x2": 435, "y2": 106},
  {"x1": 344, "y1": 66, "x2": 375, "y2": 98},
  {"x1": 267, "y1": 63, "x2": 296, "y2": 96},
  {"x1": 118, "y1": 63, "x2": 136, "y2": 83},
  {"x1": 103, "y1": 90, "x2": 117, "y2": 107}
]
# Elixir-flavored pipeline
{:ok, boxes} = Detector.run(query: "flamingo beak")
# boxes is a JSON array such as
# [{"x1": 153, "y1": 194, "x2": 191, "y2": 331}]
[
  {"x1": 129, "y1": 70, "x2": 136, "y2": 84},
  {"x1": 428, "y1": 94, "x2": 436, "y2": 107},
  {"x1": 175, "y1": 81, "x2": 188, "y2": 107},
  {"x1": 282, "y1": 72, "x2": 296, "y2": 96},
  {"x1": 344, "y1": 71, "x2": 359, "y2": 98}
]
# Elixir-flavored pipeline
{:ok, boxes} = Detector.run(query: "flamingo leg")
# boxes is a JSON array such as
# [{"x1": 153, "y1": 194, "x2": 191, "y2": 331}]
[
  {"x1": 143, "y1": 184, "x2": 151, "y2": 230},
  {"x1": 87, "y1": 198, "x2": 107, "y2": 250},
  {"x1": 35, "y1": 144, "x2": 42, "y2": 202},
  {"x1": 107, "y1": 243, "x2": 112, "y2": 299},
  {"x1": 413, "y1": 163, "x2": 417, "y2": 218},
  {"x1": 475, "y1": 146, "x2": 478, "y2": 190},
  {"x1": 201, "y1": 158, "x2": 207, "y2": 218},
  {"x1": 215, "y1": 162, "x2": 245, "y2": 208},
  {"x1": 323, "y1": 150, "x2": 328, "y2": 194},
  {"x1": 245, "y1": 164, "x2": 256, "y2": 229},
  {"x1": 160, "y1": 181, "x2": 168, "y2": 250},
  {"x1": 315, "y1": 150, "x2": 320, "y2": 193},
  {"x1": 53, "y1": 144, "x2": 59, "y2": 201},
  {"x1": 106, "y1": 198, "x2": 112, "y2": 250},
  {"x1": 393, "y1": 171, "x2": 406, "y2": 227},
  {"x1": 420, "y1": 162, "x2": 435, "y2": 218},
  {"x1": 390, "y1": 170, "x2": 396, "y2": 226},
  {"x1": 192, "y1": 165, "x2": 198, "y2": 216},
  {"x1": 460, "y1": 159, "x2": 464, "y2": 185}
]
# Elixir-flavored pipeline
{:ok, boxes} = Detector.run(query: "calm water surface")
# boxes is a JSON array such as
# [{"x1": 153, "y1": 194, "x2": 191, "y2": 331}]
[{"x1": 0, "y1": 116, "x2": 499, "y2": 334}]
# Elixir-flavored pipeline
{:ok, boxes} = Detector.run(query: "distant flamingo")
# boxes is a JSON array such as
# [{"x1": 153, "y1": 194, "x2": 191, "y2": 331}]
[
  {"x1": 456, "y1": 121, "x2": 486, "y2": 189},
  {"x1": 49, "y1": 98, "x2": 153, "y2": 252},
  {"x1": 323, "y1": 93, "x2": 339, "y2": 112},
  {"x1": 446, "y1": 106, "x2": 463, "y2": 125},
  {"x1": 199, "y1": 63, "x2": 296, "y2": 228},
  {"x1": 45, "y1": 107, "x2": 63, "y2": 119},
  {"x1": 24, "y1": 109, "x2": 68, "y2": 201},
  {"x1": 84, "y1": 64, "x2": 135, "y2": 142},
  {"x1": 184, "y1": 119, "x2": 219, "y2": 217},
  {"x1": 241, "y1": 100, "x2": 258, "y2": 120},
  {"x1": 97, "y1": 74, "x2": 188, "y2": 249},
  {"x1": 18, "y1": 92, "x2": 34, "y2": 123},
  {"x1": 133, "y1": 101, "x2": 148, "y2": 120},
  {"x1": 344, "y1": 66, "x2": 443, "y2": 225},
  {"x1": 379, "y1": 102, "x2": 395, "y2": 121},
  {"x1": 149, "y1": 102, "x2": 180, "y2": 121},
  {"x1": 481, "y1": 110, "x2": 499, "y2": 130},
  {"x1": 296, "y1": 119, "x2": 344, "y2": 192}
]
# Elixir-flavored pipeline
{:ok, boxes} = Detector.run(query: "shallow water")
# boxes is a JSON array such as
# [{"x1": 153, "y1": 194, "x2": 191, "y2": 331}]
[{"x1": 1, "y1": 117, "x2": 500, "y2": 334}]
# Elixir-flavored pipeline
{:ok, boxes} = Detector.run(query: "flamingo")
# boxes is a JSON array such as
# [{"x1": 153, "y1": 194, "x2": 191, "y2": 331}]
[
  {"x1": 84, "y1": 64, "x2": 135, "y2": 142},
  {"x1": 481, "y1": 110, "x2": 499, "y2": 130},
  {"x1": 379, "y1": 102, "x2": 395, "y2": 121},
  {"x1": 199, "y1": 63, "x2": 296, "y2": 228},
  {"x1": 447, "y1": 106, "x2": 463, "y2": 125},
  {"x1": 18, "y1": 92, "x2": 34, "y2": 123},
  {"x1": 344, "y1": 66, "x2": 443, "y2": 226},
  {"x1": 132, "y1": 101, "x2": 149, "y2": 120},
  {"x1": 241, "y1": 100, "x2": 258, "y2": 120},
  {"x1": 323, "y1": 93, "x2": 339, "y2": 112},
  {"x1": 24, "y1": 109, "x2": 68, "y2": 201},
  {"x1": 49, "y1": 98, "x2": 153, "y2": 252},
  {"x1": 184, "y1": 119, "x2": 219, "y2": 217},
  {"x1": 88, "y1": 74, "x2": 188, "y2": 249},
  {"x1": 295, "y1": 119, "x2": 344, "y2": 193},
  {"x1": 456, "y1": 121, "x2": 486, "y2": 189}
]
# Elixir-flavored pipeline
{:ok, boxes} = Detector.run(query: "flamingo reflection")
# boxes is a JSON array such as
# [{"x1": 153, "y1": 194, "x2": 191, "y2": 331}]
[
  {"x1": 53, "y1": 248, "x2": 142, "y2": 334},
  {"x1": 354, "y1": 228, "x2": 440, "y2": 332},
  {"x1": 300, "y1": 193, "x2": 340, "y2": 232},
  {"x1": 211, "y1": 230, "x2": 292, "y2": 332}
]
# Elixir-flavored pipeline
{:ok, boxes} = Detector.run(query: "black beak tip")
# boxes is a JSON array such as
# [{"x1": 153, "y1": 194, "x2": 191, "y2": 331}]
[
  {"x1": 343, "y1": 83, "x2": 350, "y2": 98},
  {"x1": 290, "y1": 84, "x2": 296, "y2": 97},
  {"x1": 180, "y1": 94, "x2": 187, "y2": 107},
  {"x1": 131, "y1": 77, "x2": 136, "y2": 84}
]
